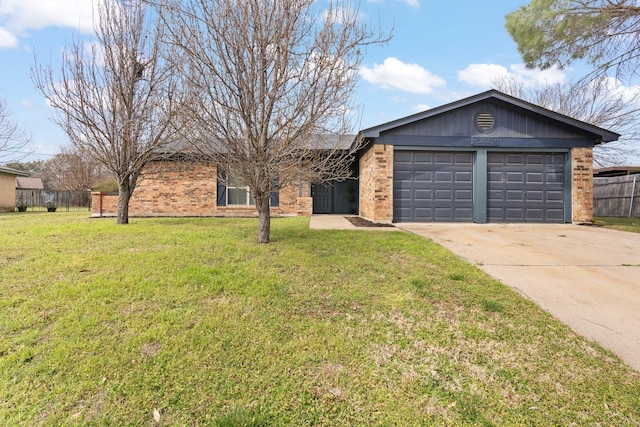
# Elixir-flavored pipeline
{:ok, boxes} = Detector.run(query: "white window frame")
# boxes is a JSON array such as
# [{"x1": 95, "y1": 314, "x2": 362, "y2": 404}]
[{"x1": 226, "y1": 176, "x2": 255, "y2": 206}]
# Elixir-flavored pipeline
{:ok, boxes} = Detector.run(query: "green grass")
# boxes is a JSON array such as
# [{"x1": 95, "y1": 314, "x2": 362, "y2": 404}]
[
  {"x1": 595, "y1": 216, "x2": 640, "y2": 233},
  {"x1": 1, "y1": 212, "x2": 639, "y2": 425}
]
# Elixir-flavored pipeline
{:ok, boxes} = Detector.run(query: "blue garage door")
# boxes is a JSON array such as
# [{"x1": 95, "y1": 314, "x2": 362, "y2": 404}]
[
  {"x1": 394, "y1": 151, "x2": 474, "y2": 222},
  {"x1": 487, "y1": 152, "x2": 565, "y2": 222}
]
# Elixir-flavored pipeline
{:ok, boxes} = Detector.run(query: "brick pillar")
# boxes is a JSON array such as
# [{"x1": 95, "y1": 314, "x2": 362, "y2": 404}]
[
  {"x1": 359, "y1": 144, "x2": 393, "y2": 222},
  {"x1": 571, "y1": 147, "x2": 594, "y2": 223}
]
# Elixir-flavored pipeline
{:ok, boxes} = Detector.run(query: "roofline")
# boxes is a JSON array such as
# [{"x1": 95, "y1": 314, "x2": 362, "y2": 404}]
[
  {"x1": 0, "y1": 166, "x2": 30, "y2": 177},
  {"x1": 361, "y1": 89, "x2": 620, "y2": 143},
  {"x1": 594, "y1": 166, "x2": 640, "y2": 177}
]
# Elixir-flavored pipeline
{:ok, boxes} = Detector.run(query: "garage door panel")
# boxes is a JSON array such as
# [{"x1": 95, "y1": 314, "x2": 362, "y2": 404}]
[
  {"x1": 455, "y1": 189, "x2": 472, "y2": 200},
  {"x1": 524, "y1": 209, "x2": 543, "y2": 220},
  {"x1": 395, "y1": 151, "x2": 413, "y2": 162},
  {"x1": 526, "y1": 191, "x2": 543, "y2": 201},
  {"x1": 506, "y1": 153, "x2": 525, "y2": 164},
  {"x1": 394, "y1": 151, "x2": 473, "y2": 222},
  {"x1": 455, "y1": 171, "x2": 472, "y2": 182},
  {"x1": 434, "y1": 153, "x2": 454, "y2": 164},
  {"x1": 546, "y1": 191, "x2": 563, "y2": 201},
  {"x1": 507, "y1": 172, "x2": 524, "y2": 183},
  {"x1": 434, "y1": 171, "x2": 453, "y2": 183},
  {"x1": 414, "y1": 171, "x2": 433, "y2": 182},
  {"x1": 547, "y1": 172, "x2": 563, "y2": 184},
  {"x1": 488, "y1": 152, "x2": 565, "y2": 223},
  {"x1": 544, "y1": 209, "x2": 564, "y2": 221},
  {"x1": 526, "y1": 172, "x2": 544, "y2": 184},
  {"x1": 506, "y1": 190, "x2": 523, "y2": 201},
  {"x1": 413, "y1": 189, "x2": 431, "y2": 201},
  {"x1": 413, "y1": 208, "x2": 432, "y2": 221},
  {"x1": 414, "y1": 153, "x2": 434, "y2": 164},
  {"x1": 454, "y1": 153, "x2": 473, "y2": 164},
  {"x1": 505, "y1": 209, "x2": 525, "y2": 221},
  {"x1": 434, "y1": 189, "x2": 452, "y2": 200}
]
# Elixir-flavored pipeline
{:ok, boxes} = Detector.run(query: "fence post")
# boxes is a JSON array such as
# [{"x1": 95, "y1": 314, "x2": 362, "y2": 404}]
[{"x1": 629, "y1": 175, "x2": 638, "y2": 218}]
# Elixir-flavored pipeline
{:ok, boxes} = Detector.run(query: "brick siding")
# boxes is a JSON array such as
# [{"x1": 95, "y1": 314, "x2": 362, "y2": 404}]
[
  {"x1": 571, "y1": 147, "x2": 594, "y2": 223},
  {"x1": 91, "y1": 161, "x2": 311, "y2": 218},
  {"x1": 358, "y1": 143, "x2": 393, "y2": 222}
]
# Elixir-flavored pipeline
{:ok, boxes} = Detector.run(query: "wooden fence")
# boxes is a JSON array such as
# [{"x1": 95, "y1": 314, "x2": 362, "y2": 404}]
[{"x1": 593, "y1": 174, "x2": 640, "y2": 217}]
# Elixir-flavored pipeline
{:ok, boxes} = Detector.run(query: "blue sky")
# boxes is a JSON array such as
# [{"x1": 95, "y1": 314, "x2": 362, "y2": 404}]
[{"x1": 0, "y1": 0, "x2": 629, "y2": 163}]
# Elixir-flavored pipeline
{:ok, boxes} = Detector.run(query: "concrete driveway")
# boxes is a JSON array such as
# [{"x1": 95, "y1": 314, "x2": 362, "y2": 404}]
[{"x1": 398, "y1": 223, "x2": 640, "y2": 371}]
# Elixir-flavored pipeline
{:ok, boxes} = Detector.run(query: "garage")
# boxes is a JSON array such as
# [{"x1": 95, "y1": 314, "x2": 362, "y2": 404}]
[
  {"x1": 487, "y1": 152, "x2": 565, "y2": 222},
  {"x1": 393, "y1": 151, "x2": 473, "y2": 222},
  {"x1": 358, "y1": 90, "x2": 620, "y2": 224}
]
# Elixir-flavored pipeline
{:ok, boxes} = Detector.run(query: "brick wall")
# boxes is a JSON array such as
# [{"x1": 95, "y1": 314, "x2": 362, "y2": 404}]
[
  {"x1": 358, "y1": 143, "x2": 393, "y2": 222},
  {"x1": 571, "y1": 147, "x2": 594, "y2": 223},
  {"x1": 91, "y1": 161, "x2": 306, "y2": 218}
]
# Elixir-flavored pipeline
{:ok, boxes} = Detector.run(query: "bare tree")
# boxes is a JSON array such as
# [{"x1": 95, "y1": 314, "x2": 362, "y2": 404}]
[
  {"x1": 492, "y1": 76, "x2": 640, "y2": 167},
  {"x1": 157, "y1": 0, "x2": 388, "y2": 243},
  {"x1": 32, "y1": 0, "x2": 185, "y2": 224},
  {"x1": 41, "y1": 146, "x2": 110, "y2": 191},
  {"x1": 0, "y1": 99, "x2": 31, "y2": 163}
]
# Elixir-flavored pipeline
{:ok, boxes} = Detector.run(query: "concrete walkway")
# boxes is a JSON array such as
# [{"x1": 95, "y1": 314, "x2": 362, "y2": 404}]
[
  {"x1": 398, "y1": 223, "x2": 640, "y2": 371},
  {"x1": 309, "y1": 215, "x2": 358, "y2": 230}
]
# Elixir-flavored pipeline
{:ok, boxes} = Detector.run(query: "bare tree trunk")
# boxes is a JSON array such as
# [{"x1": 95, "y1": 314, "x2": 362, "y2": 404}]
[
  {"x1": 117, "y1": 180, "x2": 131, "y2": 224},
  {"x1": 256, "y1": 194, "x2": 271, "y2": 244}
]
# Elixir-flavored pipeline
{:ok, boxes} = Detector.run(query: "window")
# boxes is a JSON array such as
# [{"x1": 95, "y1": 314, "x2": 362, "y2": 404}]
[
  {"x1": 217, "y1": 172, "x2": 279, "y2": 207},
  {"x1": 227, "y1": 176, "x2": 255, "y2": 206}
]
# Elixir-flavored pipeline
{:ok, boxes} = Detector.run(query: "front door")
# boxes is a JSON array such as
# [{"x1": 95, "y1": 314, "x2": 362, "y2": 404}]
[{"x1": 312, "y1": 183, "x2": 332, "y2": 214}]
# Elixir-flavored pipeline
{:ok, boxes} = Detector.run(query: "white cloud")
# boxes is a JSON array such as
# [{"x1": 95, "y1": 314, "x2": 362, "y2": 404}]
[
  {"x1": 457, "y1": 63, "x2": 566, "y2": 89},
  {"x1": 359, "y1": 57, "x2": 445, "y2": 94},
  {"x1": 0, "y1": 0, "x2": 103, "y2": 46},
  {"x1": 597, "y1": 76, "x2": 640, "y2": 104},
  {"x1": 412, "y1": 103, "x2": 431, "y2": 113},
  {"x1": 0, "y1": 25, "x2": 17, "y2": 46}
]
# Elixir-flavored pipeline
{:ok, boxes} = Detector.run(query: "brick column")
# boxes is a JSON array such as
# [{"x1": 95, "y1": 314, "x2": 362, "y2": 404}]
[
  {"x1": 571, "y1": 147, "x2": 594, "y2": 223},
  {"x1": 359, "y1": 144, "x2": 393, "y2": 222}
]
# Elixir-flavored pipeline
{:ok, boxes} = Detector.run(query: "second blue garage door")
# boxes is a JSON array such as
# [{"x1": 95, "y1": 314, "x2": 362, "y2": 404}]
[{"x1": 487, "y1": 152, "x2": 565, "y2": 222}]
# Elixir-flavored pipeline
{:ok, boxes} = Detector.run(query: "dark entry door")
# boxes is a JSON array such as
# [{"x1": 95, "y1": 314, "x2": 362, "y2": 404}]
[
  {"x1": 394, "y1": 151, "x2": 474, "y2": 222},
  {"x1": 487, "y1": 152, "x2": 565, "y2": 222},
  {"x1": 312, "y1": 183, "x2": 332, "y2": 214}
]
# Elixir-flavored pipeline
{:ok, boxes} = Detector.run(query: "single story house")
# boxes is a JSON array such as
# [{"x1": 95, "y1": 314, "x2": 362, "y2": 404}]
[
  {"x1": 92, "y1": 90, "x2": 619, "y2": 223},
  {"x1": 0, "y1": 166, "x2": 29, "y2": 212}
]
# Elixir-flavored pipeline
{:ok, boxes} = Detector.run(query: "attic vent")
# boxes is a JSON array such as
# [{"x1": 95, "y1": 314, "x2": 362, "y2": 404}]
[{"x1": 476, "y1": 112, "x2": 495, "y2": 132}]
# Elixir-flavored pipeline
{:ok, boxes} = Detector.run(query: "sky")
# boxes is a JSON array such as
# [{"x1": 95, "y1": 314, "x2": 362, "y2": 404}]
[{"x1": 0, "y1": 0, "x2": 637, "y2": 163}]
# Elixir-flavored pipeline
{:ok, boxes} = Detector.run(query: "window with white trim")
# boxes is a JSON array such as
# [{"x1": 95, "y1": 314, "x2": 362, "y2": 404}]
[{"x1": 227, "y1": 176, "x2": 255, "y2": 206}]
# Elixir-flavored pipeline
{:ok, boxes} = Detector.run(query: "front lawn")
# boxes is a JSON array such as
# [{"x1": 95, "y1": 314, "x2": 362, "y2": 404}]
[
  {"x1": 595, "y1": 216, "x2": 640, "y2": 233},
  {"x1": 1, "y1": 213, "x2": 639, "y2": 425}
]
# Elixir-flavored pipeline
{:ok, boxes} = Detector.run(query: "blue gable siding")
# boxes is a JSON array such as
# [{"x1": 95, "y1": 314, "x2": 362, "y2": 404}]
[{"x1": 377, "y1": 100, "x2": 596, "y2": 149}]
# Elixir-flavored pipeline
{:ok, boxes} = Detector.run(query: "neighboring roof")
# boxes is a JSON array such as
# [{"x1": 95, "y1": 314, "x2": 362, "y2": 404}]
[
  {"x1": 16, "y1": 177, "x2": 44, "y2": 190},
  {"x1": 0, "y1": 166, "x2": 29, "y2": 177},
  {"x1": 309, "y1": 134, "x2": 356, "y2": 150},
  {"x1": 594, "y1": 167, "x2": 640, "y2": 177},
  {"x1": 361, "y1": 89, "x2": 620, "y2": 144}
]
